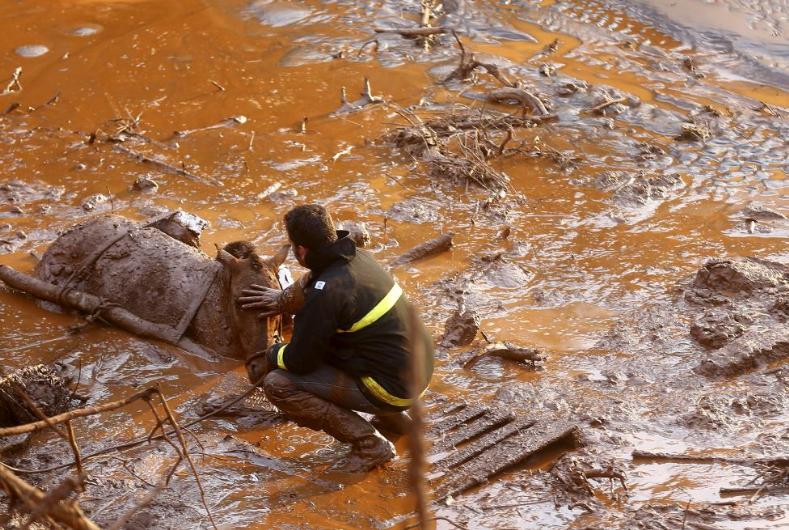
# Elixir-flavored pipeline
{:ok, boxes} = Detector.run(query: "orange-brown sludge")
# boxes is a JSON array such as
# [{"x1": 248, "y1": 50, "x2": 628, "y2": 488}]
[{"x1": 0, "y1": 0, "x2": 786, "y2": 528}]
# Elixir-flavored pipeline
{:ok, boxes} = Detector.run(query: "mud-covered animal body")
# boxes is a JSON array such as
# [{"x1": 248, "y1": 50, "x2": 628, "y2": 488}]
[{"x1": 34, "y1": 214, "x2": 286, "y2": 359}]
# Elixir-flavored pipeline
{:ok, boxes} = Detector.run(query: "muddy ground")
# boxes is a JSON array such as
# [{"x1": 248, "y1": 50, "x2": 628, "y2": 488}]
[{"x1": 0, "y1": 0, "x2": 787, "y2": 528}]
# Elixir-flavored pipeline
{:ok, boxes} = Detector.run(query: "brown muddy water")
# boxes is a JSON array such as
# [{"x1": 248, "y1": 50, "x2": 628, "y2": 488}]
[{"x1": 0, "y1": 0, "x2": 787, "y2": 528}]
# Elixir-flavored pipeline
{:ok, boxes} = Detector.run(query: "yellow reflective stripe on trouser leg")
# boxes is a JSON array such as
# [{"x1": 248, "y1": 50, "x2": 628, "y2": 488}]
[
  {"x1": 339, "y1": 283, "x2": 403, "y2": 333},
  {"x1": 276, "y1": 344, "x2": 288, "y2": 370},
  {"x1": 361, "y1": 376, "x2": 415, "y2": 408}
]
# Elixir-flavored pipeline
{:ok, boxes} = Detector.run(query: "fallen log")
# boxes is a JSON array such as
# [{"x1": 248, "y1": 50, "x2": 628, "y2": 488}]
[
  {"x1": 391, "y1": 233, "x2": 453, "y2": 268},
  {"x1": 0, "y1": 464, "x2": 100, "y2": 530},
  {"x1": 0, "y1": 265, "x2": 215, "y2": 360}
]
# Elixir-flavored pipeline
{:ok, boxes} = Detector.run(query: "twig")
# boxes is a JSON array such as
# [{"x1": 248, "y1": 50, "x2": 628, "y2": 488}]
[
  {"x1": 404, "y1": 516, "x2": 468, "y2": 530},
  {"x1": 66, "y1": 420, "x2": 85, "y2": 480},
  {"x1": 374, "y1": 26, "x2": 450, "y2": 37},
  {"x1": 157, "y1": 385, "x2": 218, "y2": 530},
  {"x1": 112, "y1": 144, "x2": 223, "y2": 187},
  {"x1": 0, "y1": 387, "x2": 158, "y2": 437},
  {"x1": 107, "y1": 458, "x2": 179, "y2": 530},
  {"x1": 2, "y1": 67, "x2": 22, "y2": 95},
  {"x1": 7, "y1": 381, "x2": 262, "y2": 475},
  {"x1": 209, "y1": 80, "x2": 225, "y2": 92},
  {"x1": 583, "y1": 96, "x2": 627, "y2": 115}
]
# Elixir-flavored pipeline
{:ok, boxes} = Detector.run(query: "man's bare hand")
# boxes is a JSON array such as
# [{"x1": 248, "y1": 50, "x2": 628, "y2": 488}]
[{"x1": 239, "y1": 284, "x2": 284, "y2": 318}]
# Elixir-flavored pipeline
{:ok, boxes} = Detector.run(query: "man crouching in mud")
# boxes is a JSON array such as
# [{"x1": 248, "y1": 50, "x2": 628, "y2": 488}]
[{"x1": 239, "y1": 204, "x2": 434, "y2": 473}]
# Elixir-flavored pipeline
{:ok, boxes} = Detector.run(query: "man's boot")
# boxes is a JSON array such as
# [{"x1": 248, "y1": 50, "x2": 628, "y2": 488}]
[
  {"x1": 263, "y1": 371, "x2": 395, "y2": 473},
  {"x1": 371, "y1": 411, "x2": 413, "y2": 437}
]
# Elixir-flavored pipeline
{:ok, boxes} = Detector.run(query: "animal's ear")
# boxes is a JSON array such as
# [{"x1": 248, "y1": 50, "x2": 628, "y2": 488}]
[
  {"x1": 216, "y1": 248, "x2": 239, "y2": 267},
  {"x1": 267, "y1": 244, "x2": 290, "y2": 269}
]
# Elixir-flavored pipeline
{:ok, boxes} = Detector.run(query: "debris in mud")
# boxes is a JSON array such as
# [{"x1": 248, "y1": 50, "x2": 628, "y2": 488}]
[
  {"x1": 334, "y1": 77, "x2": 383, "y2": 115},
  {"x1": 741, "y1": 204, "x2": 786, "y2": 222},
  {"x1": 440, "y1": 304, "x2": 479, "y2": 347},
  {"x1": 132, "y1": 176, "x2": 159, "y2": 193},
  {"x1": 81, "y1": 193, "x2": 109, "y2": 211},
  {"x1": 1, "y1": 180, "x2": 65, "y2": 207},
  {"x1": 444, "y1": 32, "x2": 516, "y2": 88},
  {"x1": 0, "y1": 365, "x2": 74, "y2": 427},
  {"x1": 556, "y1": 80, "x2": 588, "y2": 97},
  {"x1": 676, "y1": 119, "x2": 712, "y2": 142},
  {"x1": 428, "y1": 402, "x2": 579, "y2": 500},
  {"x1": 681, "y1": 390, "x2": 787, "y2": 430},
  {"x1": 1, "y1": 66, "x2": 22, "y2": 95},
  {"x1": 486, "y1": 87, "x2": 551, "y2": 116},
  {"x1": 172, "y1": 115, "x2": 248, "y2": 139},
  {"x1": 461, "y1": 342, "x2": 546, "y2": 369},
  {"x1": 391, "y1": 232, "x2": 453, "y2": 268},
  {"x1": 538, "y1": 63, "x2": 557, "y2": 77},
  {"x1": 695, "y1": 325, "x2": 789, "y2": 378},
  {"x1": 690, "y1": 309, "x2": 748, "y2": 349},
  {"x1": 690, "y1": 257, "x2": 788, "y2": 297},
  {"x1": 584, "y1": 94, "x2": 629, "y2": 116},
  {"x1": 551, "y1": 450, "x2": 627, "y2": 503},
  {"x1": 337, "y1": 220, "x2": 370, "y2": 248}
]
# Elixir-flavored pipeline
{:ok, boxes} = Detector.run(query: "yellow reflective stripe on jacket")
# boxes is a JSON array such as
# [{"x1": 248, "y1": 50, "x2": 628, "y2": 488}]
[
  {"x1": 361, "y1": 376, "x2": 414, "y2": 408},
  {"x1": 276, "y1": 344, "x2": 288, "y2": 370},
  {"x1": 338, "y1": 283, "x2": 403, "y2": 333}
]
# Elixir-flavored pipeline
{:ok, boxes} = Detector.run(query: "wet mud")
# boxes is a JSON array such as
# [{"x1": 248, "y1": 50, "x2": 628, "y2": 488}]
[{"x1": 0, "y1": 0, "x2": 787, "y2": 528}]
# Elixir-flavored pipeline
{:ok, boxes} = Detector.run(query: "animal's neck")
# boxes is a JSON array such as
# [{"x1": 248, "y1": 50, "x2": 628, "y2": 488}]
[{"x1": 220, "y1": 270, "x2": 274, "y2": 359}]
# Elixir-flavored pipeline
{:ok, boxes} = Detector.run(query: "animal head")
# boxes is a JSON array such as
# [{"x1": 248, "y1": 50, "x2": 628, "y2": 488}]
[{"x1": 216, "y1": 241, "x2": 289, "y2": 359}]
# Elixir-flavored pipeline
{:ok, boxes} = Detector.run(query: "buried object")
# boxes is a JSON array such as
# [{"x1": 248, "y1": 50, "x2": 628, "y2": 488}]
[{"x1": 426, "y1": 401, "x2": 579, "y2": 499}]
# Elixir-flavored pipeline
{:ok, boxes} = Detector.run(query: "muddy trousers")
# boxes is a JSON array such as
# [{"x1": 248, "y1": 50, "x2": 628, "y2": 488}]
[{"x1": 261, "y1": 364, "x2": 406, "y2": 471}]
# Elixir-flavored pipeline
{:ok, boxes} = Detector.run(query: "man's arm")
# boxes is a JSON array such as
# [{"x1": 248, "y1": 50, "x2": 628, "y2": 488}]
[
  {"x1": 239, "y1": 272, "x2": 311, "y2": 317},
  {"x1": 265, "y1": 278, "x2": 343, "y2": 374}
]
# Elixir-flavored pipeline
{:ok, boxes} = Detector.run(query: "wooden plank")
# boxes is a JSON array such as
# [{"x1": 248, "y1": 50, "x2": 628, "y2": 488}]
[
  {"x1": 427, "y1": 405, "x2": 486, "y2": 438},
  {"x1": 432, "y1": 416, "x2": 536, "y2": 470},
  {"x1": 433, "y1": 420, "x2": 578, "y2": 500},
  {"x1": 430, "y1": 409, "x2": 515, "y2": 455}
]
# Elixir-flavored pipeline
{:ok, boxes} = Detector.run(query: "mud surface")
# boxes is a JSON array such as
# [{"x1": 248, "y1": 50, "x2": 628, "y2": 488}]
[{"x1": 0, "y1": 0, "x2": 787, "y2": 528}]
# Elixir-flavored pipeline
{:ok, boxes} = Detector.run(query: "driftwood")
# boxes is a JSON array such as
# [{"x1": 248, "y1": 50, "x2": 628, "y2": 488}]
[
  {"x1": 0, "y1": 265, "x2": 214, "y2": 360},
  {"x1": 112, "y1": 144, "x2": 223, "y2": 187},
  {"x1": 632, "y1": 450, "x2": 788, "y2": 468},
  {"x1": 487, "y1": 88, "x2": 550, "y2": 116},
  {"x1": 391, "y1": 233, "x2": 453, "y2": 268},
  {"x1": 462, "y1": 342, "x2": 546, "y2": 368},
  {"x1": 0, "y1": 465, "x2": 99, "y2": 530}
]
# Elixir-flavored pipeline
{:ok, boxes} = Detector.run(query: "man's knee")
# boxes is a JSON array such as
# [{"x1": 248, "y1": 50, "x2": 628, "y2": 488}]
[{"x1": 262, "y1": 369, "x2": 297, "y2": 404}]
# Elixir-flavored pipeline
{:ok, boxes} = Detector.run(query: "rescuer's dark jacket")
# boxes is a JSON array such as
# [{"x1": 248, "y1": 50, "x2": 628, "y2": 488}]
[{"x1": 265, "y1": 231, "x2": 434, "y2": 410}]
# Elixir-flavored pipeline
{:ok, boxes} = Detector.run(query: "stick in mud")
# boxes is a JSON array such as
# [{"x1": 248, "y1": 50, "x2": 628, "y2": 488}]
[
  {"x1": 0, "y1": 465, "x2": 99, "y2": 530},
  {"x1": 487, "y1": 88, "x2": 550, "y2": 116},
  {"x1": 112, "y1": 144, "x2": 224, "y2": 188},
  {"x1": 1, "y1": 67, "x2": 22, "y2": 95},
  {"x1": 583, "y1": 96, "x2": 627, "y2": 115},
  {"x1": 462, "y1": 343, "x2": 546, "y2": 369},
  {"x1": 390, "y1": 233, "x2": 453, "y2": 268},
  {"x1": 374, "y1": 26, "x2": 451, "y2": 37}
]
